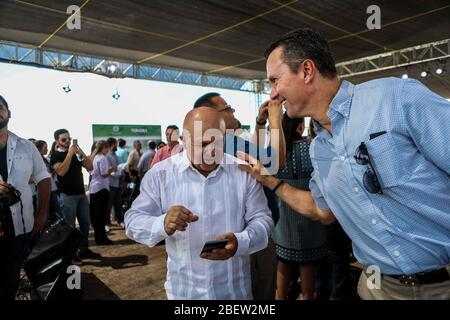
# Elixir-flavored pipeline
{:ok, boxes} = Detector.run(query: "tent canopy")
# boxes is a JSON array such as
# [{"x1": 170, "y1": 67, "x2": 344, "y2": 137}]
[{"x1": 1, "y1": 0, "x2": 449, "y2": 96}]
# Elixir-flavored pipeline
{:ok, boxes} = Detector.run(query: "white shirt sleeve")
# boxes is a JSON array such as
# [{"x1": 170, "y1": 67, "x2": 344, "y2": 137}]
[
  {"x1": 124, "y1": 168, "x2": 170, "y2": 247},
  {"x1": 234, "y1": 172, "x2": 274, "y2": 256},
  {"x1": 31, "y1": 143, "x2": 51, "y2": 184}
]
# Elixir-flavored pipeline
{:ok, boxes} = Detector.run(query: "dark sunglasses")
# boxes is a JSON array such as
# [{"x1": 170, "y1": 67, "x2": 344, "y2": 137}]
[
  {"x1": 61, "y1": 137, "x2": 72, "y2": 143},
  {"x1": 218, "y1": 104, "x2": 233, "y2": 112},
  {"x1": 354, "y1": 142, "x2": 382, "y2": 194}
]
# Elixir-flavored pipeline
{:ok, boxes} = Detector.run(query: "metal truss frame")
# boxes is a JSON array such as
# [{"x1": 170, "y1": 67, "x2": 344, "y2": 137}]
[
  {"x1": 336, "y1": 39, "x2": 450, "y2": 78},
  {"x1": 0, "y1": 40, "x2": 255, "y2": 92},
  {"x1": 4, "y1": 39, "x2": 447, "y2": 94}
]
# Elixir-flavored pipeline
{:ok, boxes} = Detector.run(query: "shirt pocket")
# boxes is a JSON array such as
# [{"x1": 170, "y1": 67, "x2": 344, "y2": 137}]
[
  {"x1": 365, "y1": 132, "x2": 408, "y2": 188},
  {"x1": 13, "y1": 155, "x2": 33, "y2": 174}
]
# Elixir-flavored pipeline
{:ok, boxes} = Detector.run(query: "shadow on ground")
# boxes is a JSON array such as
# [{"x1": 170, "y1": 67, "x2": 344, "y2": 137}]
[
  {"x1": 82, "y1": 254, "x2": 148, "y2": 269},
  {"x1": 82, "y1": 272, "x2": 121, "y2": 300}
]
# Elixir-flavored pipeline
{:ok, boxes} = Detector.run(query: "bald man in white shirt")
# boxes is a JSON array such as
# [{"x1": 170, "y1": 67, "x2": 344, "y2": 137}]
[{"x1": 125, "y1": 107, "x2": 273, "y2": 300}]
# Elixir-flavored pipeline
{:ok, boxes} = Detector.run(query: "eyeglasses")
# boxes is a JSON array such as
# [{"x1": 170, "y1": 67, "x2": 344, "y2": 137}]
[
  {"x1": 218, "y1": 104, "x2": 233, "y2": 112},
  {"x1": 61, "y1": 137, "x2": 72, "y2": 143},
  {"x1": 354, "y1": 142, "x2": 382, "y2": 194}
]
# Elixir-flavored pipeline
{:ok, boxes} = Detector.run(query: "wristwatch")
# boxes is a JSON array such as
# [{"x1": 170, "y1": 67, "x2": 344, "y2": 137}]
[{"x1": 256, "y1": 117, "x2": 267, "y2": 126}]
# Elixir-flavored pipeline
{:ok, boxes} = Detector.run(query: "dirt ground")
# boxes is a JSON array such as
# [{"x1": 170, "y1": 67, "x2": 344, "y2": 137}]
[{"x1": 80, "y1": 225, "x2": 168, "y2": 300}]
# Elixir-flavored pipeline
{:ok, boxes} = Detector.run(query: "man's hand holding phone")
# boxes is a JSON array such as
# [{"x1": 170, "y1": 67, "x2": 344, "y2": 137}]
[
  {"x1": 67, "y1": 138, "x2": 78, "y2": 154},
  {"x1": 164, "y1": 205, "x2": 199, "y2": 236},
  {"x1": 68, "y1": 143, "x2": 78, "y2": 156},
  {"x1": 72, "y1": 138, "x2": 88, "y2": 160},
  {"x1": 200, "y1": 232, "x2": 238, "y2": 260}
]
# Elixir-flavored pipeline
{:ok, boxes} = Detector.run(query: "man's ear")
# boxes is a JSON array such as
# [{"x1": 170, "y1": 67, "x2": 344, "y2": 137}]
[{"x1": 302, "y1": 59, "x2": 315, "y2": 84}]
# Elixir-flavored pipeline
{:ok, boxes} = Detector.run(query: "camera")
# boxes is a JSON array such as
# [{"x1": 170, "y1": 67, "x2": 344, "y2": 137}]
[{"x1": 0, "y1": 184, "x2": 21, "y2": 209}]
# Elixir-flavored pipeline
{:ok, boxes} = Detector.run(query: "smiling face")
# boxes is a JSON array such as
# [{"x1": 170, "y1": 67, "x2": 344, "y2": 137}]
[{"x1": 267, "y1": 46, "x2": 312, "y2": 118}]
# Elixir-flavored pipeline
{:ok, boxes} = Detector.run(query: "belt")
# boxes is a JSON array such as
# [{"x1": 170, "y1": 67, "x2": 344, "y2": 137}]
[{"x1": 385, "y1": 267, "x2": 450, "y2": 286}]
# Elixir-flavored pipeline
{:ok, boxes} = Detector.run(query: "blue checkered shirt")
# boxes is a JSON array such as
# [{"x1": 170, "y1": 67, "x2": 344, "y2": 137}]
[{"x1": 309, "y1": 78, "x2": 450, "y2": 275}]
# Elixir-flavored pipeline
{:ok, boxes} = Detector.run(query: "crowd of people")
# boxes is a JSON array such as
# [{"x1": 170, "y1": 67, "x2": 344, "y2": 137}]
[
  {"x1": 28, "y1": 132, "x2": 171, "y2": 264},
  {"x1": 0, "y1": 27, "x2": 449, "y2": 301}
]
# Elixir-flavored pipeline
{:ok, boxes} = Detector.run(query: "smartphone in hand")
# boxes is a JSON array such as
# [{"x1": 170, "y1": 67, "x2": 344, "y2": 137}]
[{"x1": 201, "y1": 239, "x2": 228, "y2": 253}]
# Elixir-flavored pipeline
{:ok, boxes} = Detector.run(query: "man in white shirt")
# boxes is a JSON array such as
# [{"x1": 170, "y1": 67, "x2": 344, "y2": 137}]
[
  {"x1": 0, "y1": 95, "x2": 51, "y2": 300},
  {"x1": 125, "y1": 107, "x2": 273, "y2": 300},
  {"x1": 193, "y1": 93, "x2": 284, "y2": 300}
]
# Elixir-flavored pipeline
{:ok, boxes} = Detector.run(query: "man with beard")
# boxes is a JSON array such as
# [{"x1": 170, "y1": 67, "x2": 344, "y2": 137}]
[
  {"x1": 0, "y1": 95, "x2": 51, "y2": 300},
  {"x1": 50, "y1": 129, "x2": 98, "y2": 262}
]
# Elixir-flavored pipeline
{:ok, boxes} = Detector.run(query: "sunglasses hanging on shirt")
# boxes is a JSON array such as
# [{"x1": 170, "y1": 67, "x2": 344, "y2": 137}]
[{"x1": 354, "y1": 142, "x2": 382, "y2": 194}]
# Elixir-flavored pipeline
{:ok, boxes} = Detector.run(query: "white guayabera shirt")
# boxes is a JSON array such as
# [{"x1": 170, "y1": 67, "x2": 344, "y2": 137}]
[{"x1": 125, "y1": 151, "x2": 273, "y2": 300}]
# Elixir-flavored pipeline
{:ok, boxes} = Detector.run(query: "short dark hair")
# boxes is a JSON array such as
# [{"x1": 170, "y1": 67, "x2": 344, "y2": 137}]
[
  {"x1": 166, "y1": 125, "x2": 179, "y2": 132},
  {"x1": 107, "y1": 137, "x2": 117, "y2": 146},
  {"x1": 0, "y1": 95, "x2": 9, "y2": 109},
  {"x1": 35, "y1": 140, "x2": 47, "y2": 151},
  {"x1": 264, "y1": 28, "x2": 337, "y2": 79},
  {"x1": 157, "y1": 141, "x2": 166, "y2": 148},
  {"x1": 54, "y1": 128, "x2": 69, "y2": 140},
  {"x1": 118, "y1": 138, "x2": 126, "y2": 148},
  {"x1": 193, "y1": 92, "x2": 221, "y2": 108},
  {"x1": 149, "y1": 141, "x2": 157, "y2": 150}
]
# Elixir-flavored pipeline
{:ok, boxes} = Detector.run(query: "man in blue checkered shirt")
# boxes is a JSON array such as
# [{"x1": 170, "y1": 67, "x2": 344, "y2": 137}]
[{"x1": 239, "y1": 28, "x2": 450, "y2": 300}]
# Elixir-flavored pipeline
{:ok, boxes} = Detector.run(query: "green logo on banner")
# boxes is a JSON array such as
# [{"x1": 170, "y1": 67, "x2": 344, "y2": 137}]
[{"x1": 92, "y1": 124, "x2": 162, "y2": 138}]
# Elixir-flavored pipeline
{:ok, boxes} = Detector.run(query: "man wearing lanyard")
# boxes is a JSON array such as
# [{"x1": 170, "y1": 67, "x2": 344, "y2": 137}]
[{"x1": 238, "y1": 28, "x2": 450, "y2": 300}]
